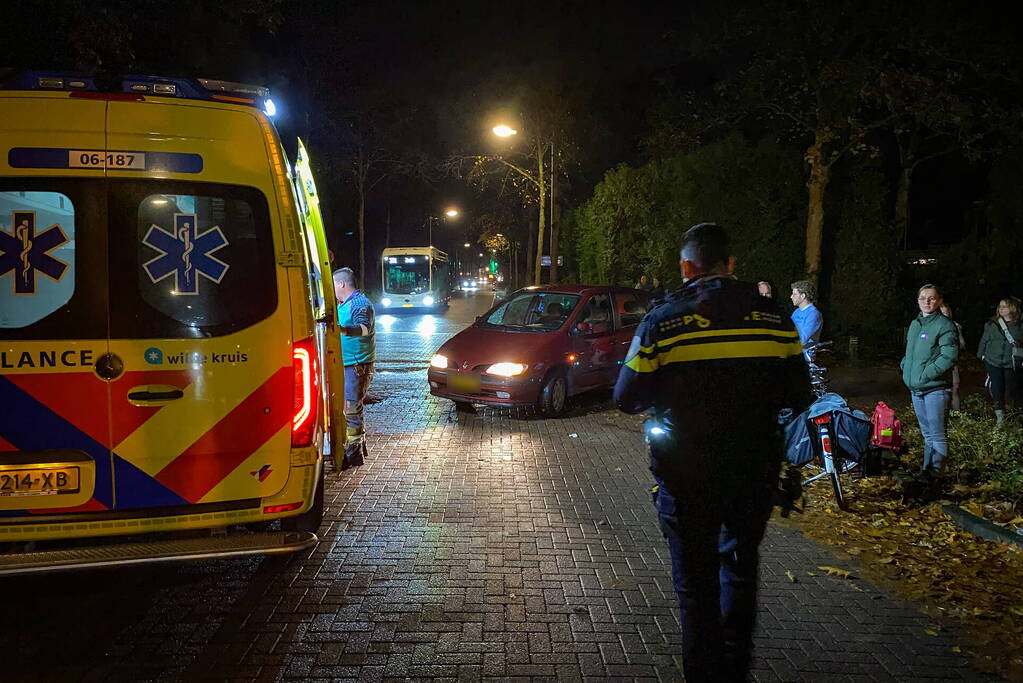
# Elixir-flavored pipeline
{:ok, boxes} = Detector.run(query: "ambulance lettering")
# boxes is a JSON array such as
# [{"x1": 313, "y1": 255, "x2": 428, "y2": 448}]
[
  {"x1": 141, "y1": 213, "x2": 229, "y2": 295},
  {"x1": 148, "y1": 349, "x2": 249, "y2": 366},
  {"x1": 0, "y1": 211, "x2": 69, "y2": 295},
  {"x1": 0, "y1": 349, "x2": 94, "y2": 368}
]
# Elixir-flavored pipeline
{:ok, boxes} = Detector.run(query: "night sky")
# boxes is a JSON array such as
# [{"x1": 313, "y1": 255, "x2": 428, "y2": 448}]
[{"x1": 1, "y1": 1, "x2": 1017, "y2": 282}]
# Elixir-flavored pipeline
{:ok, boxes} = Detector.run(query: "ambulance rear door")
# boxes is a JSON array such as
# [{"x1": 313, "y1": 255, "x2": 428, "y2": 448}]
[
  {"x1": 103, "y1": 100, "x2": 295, "y2": 511},
  {"x1": 0, "y1": 95, "x2": 111, "y2": 514}
]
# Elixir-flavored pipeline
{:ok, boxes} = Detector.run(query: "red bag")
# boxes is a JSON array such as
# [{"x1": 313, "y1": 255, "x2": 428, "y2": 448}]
[{"x1": 870, "y1": 401, "x2": 902, "y2": 451}]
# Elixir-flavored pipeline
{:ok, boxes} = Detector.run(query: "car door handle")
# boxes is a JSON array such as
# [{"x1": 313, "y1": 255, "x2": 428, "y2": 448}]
[{"x1": 127, "y1": 385, "x2": 184, "y2": 402}]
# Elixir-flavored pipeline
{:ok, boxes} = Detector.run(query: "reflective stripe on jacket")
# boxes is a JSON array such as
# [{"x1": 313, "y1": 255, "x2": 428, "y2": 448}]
[{"x1": 614, "y1": 275, "x2": 812, "y2": 458}]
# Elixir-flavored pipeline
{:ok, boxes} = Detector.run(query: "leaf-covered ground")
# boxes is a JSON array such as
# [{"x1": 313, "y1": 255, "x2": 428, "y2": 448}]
[{"x1": 779, "y1": 471, "x2": 1023, "y2": 680}]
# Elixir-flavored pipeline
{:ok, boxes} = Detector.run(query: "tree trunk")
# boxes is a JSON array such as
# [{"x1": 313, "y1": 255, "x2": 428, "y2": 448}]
[
  {"x1": 533, "y1": 143, "x2": 546, "y2": 286},
  {"x1": 526, "y1": 222, "x2": 534, "y2": 285},
  {"x1": 550, "y1": 200, "x2": 558, "y2": 284},
  {"x1": 894, "y1": 165, "x2": 911, "y2": 250},
  {"x1": 804, "y1": 128, "x2": 830, "y2": 284},
  {"x1": 357, "y1": 191, "x2": 366, "y2": 287},
  {"x1": 549, "y1": 142, "x2": 558, "y2": 284}
]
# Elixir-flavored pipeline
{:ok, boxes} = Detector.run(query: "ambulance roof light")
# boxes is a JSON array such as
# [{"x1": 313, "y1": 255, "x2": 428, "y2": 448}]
[
  {"x1": 197, "y1": 78, "x2": 269, "y2": 98},
  {"x1": 2, "y1": 70, "x2": 272, "y2": 113}
]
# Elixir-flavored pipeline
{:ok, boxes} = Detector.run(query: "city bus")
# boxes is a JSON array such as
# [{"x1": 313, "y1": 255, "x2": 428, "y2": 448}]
[{"x1": 379, "y1": 246, "x2": 450, "y2": 310}]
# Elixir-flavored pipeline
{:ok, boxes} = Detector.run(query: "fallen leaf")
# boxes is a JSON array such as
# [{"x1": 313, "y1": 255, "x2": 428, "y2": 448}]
[
  {"x1": 785, "y1": 570, "x2": 797, "y2": 583},
  {"x1": 818, "y1": 566, "x2": 853, "y2": 579}
]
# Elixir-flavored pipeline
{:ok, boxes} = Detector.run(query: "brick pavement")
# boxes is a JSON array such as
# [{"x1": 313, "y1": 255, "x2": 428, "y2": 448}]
[{"x1": 2, "y1": 315, "x2": 1005, "y2": 682}]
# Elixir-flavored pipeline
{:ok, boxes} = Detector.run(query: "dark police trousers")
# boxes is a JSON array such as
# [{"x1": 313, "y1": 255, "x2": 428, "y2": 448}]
[{"x1": 653, "y1": 447, "x2": 780, "y2": 683}]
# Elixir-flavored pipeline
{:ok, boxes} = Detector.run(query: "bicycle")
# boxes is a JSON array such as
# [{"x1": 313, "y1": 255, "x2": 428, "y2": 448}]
[{"x1": 788, "y1": 341, "x2": 865, "y2": 510}]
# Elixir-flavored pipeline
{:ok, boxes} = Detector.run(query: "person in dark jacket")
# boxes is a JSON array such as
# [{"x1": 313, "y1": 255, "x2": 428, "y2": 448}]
[
  {"x1": 977, "y1": 296, "x2": 1022, "y2": 425},
  {"x1": 901, "y1": 284, "x2": 959, "y2": 473},
  {"x1": 650, "y1": 276, "x2": 666, "y2": 299},
  {"x1": 940, "y1": 303, "x2": 967, "y2": 411},
  {"x1": 614, "y1": 223, "x2": 811, "y2": 683}
]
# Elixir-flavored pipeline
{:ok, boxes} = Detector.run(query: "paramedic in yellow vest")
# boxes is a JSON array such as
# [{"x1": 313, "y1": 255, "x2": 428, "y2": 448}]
[{"x1": 333, "y1": 267, "x2": 376, "y2": 467}]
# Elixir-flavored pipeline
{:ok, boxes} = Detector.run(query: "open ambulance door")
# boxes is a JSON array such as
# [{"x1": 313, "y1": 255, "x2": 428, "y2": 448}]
[{"x1": 294, "y1": 139, "x2": 345, "y2": 469}]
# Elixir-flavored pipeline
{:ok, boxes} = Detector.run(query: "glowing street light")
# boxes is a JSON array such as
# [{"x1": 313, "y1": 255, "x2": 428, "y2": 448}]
[
  {"x1": 490, "y1": 121, "x2": 557, "y2": 285},
  {"x1": 463, "y1": 242, "x2": 471, "y2": 248},
  {"x1": 445, "y1": 208, "x2": 459, "y2": 217}
]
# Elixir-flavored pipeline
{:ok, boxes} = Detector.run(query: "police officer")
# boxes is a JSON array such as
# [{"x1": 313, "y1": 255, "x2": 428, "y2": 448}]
[{"x1": 614, "y1": 223, "x2": 811, "y2": 682}]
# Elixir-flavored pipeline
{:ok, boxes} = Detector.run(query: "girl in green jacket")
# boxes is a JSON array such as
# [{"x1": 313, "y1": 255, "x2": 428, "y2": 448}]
[
  {"x1": 901, "y1": 284, "x2": 959, "y2": 473},
  {"x1": 977, "y1": 296, "x2": 1022, "y2": 425}
]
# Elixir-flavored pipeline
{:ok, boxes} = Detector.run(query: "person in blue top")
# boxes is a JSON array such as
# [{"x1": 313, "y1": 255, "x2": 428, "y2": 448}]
[
  {"x1": 333, "y1": 267, "x2": 376, "y2": 468},
  {"x1": 789, "y1": 280, "x2": 823, "y2": 360}
]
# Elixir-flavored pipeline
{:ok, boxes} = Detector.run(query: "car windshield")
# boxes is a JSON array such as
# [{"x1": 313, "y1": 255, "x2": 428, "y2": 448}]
[{"x1": 483, "y1": 292, "x2": 580, "y2": 332}]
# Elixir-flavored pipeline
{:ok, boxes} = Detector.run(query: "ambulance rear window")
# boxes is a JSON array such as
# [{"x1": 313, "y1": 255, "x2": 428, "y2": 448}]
[
  {"x1": 108, "y1": 180, "x2": 277, "y2": 338},
  {"x1": 0, "y1": 179, "x2": 105, "y2": 340}
]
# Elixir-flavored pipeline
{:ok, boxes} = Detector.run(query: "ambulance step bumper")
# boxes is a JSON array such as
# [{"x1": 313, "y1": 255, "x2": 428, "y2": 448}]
[{"x1": 0, "y1": 530, "x2": 318, "y2": 576}]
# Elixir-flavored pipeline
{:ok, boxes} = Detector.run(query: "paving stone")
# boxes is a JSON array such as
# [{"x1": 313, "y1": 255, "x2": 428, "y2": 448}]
[{"x1": 2, "y1": 309, "x2": 1009, "y2": 682}]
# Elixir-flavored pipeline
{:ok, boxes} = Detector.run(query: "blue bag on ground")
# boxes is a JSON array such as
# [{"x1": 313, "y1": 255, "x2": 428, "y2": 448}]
[{"x1": 784, "y1": 392, "x2": 872, "y2": 466}]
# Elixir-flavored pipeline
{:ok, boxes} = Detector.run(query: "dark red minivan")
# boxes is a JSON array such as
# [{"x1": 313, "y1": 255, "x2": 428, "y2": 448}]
[{"x1": 428, "y1": 285, "x2": 653, "y2": 415}]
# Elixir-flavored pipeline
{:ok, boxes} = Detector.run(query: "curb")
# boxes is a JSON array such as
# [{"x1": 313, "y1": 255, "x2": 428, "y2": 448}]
[{"x1": 942, "y1": 504, "x2": 1023, "y2": 548}]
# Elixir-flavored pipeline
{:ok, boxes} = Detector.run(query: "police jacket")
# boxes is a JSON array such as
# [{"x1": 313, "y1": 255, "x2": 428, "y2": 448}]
[{"x1": 614, "y1": 275, "x2": 812, "y2": 464}]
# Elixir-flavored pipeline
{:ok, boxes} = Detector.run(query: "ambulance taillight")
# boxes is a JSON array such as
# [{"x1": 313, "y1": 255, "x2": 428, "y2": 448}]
[{"x1": 292, "y1": 337, "x2": 319, "y2": 447}]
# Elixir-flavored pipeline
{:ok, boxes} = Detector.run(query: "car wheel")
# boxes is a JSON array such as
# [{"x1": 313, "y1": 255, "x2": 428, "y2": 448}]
[
  {"x1": 539, "y1": 370, "x2": 568, "y2": 417},
  {"x1": 282, "y1": 466, "x2": 325, "y2": 533}
]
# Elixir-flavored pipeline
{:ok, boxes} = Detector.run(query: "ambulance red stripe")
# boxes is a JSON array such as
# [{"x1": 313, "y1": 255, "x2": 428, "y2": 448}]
[
  {"x1": 7, "y1": 373, "x2": 109, "y2": 446},
  {"x1": 154, "y1": 367, "x2": 292, "y2": 502}
]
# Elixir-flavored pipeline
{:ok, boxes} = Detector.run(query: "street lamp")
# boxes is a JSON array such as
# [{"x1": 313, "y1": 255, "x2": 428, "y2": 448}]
[
  {"x1": 491, "y1": 123, "x2": 556, "y2": 285},
  {"x1": 425, "y1": 206, "x2": 460, "y2": 246}
]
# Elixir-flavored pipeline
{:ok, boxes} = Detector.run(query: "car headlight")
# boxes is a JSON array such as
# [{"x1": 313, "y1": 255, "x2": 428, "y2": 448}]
[
  {"x1": 381, "y1": 297, "x2": 392, "y2": 306},
  {"x1": 485, "y1": 362, "x2": 528, "y2": 377},
  {"x1": 423, "y1": 296, "x2": 435, "y2": 306},
  {"x1": 431, "y1": 354, "x2": 448, "y2": 369}
]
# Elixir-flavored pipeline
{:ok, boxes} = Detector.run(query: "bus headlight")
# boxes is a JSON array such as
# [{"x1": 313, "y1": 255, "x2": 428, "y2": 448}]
[
  {"x1": 486, "y1": 362, "x2": 527, "y2": 377},
  {"x1": 431, "y1": 354, "x2": 448, "y2": 368},
  {"x1": 381, "y1": 297, "x2": 392, "y2": 307},
  {"x1": 423, "y1": 296, "x2": 435, "y2": 306}
]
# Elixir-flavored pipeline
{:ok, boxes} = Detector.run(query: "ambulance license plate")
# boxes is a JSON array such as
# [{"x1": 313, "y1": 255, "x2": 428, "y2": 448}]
[
  {"x1": 0, "y1": 467, "x2": 80, "y2": 497},
  {"x1": 448, "y1": 372, "x2": 481, "y2": 394}
]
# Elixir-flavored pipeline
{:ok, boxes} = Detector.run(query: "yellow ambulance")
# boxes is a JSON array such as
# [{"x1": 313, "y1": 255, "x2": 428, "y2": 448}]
[{"x1": 0, "y1": 71, "x2": 344, "y2": 574}]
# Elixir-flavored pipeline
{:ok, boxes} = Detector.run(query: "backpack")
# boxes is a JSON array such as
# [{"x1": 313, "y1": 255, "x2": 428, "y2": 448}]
[{"x1": 869, "y1": 401, "x2": 902, "y2": 452}]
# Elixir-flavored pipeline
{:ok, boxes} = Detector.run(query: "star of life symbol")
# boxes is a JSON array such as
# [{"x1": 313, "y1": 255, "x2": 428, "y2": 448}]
[
  {"x1": 142, "y1": 213, "x2": 229, "y2": 295},
  {"x1": 0, "y1": 211, "x2": 69, "y2": 295}
]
